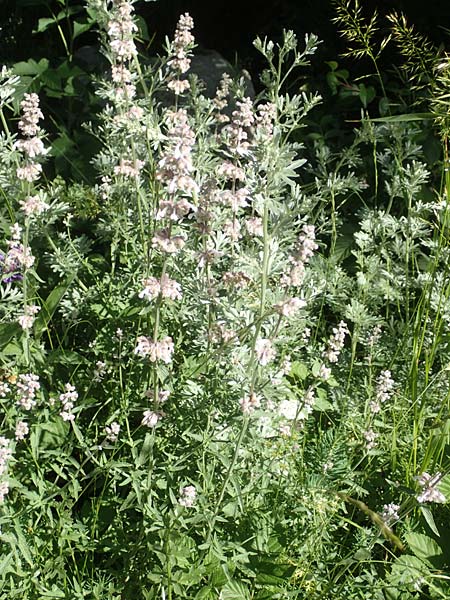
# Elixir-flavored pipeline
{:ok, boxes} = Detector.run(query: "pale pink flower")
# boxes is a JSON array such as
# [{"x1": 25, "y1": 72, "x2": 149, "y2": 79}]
[
  {"x1": 156, "y1": 198, "x2": 196, "y2": 221},
  {"x1": 324, "y1": 321, "x2": 349, "y2": 363},
  {"x1": 19, "y1": 195, "x2": 49, "y2": 216},
  {"x1": 139, "y1": 274, "x2": 182, "y2": 301},
  {"x1": 5, "y1": 243, "x2": 35, "y2": 270},
  {"x1": 10, "y1": 223, "x2": 22, "y2": 241},
  {"x1": 18, "y1": 304, "x2": 40, "y2": 330},
  {"x1": 114, "y1": 158, "x2": 144, "y2": 177},
  {"x1": 319, "y1": 364, "x2": 331, "y2": 380},
  {"x1": 281, "y1": 259, "x2": 306, "y2": 287},
  {"x1": 111, "y1": 64, "x2": 133, "y2": 83},
  {"x1": 416, "y1": 472, "x2": 446, "y2": 504},
  {"x1": 255, "y1": 338, "x2": 276, "y2": 366},
  {"x1": 0, "y1": 481, "x2": 9, "y2": 503},
  {"x1": 138, "y1": 277, "x2": 161, "y2": 301},
  {"x1": 376, "y1": 370, "x2": 395, "y2": 404},
  {"x1": 152, "y1": 229, "x2": 186, "y2": 254},
  {"x1": 364, "y1": 428, "x2": 377, "y2": 450},
  {"x1": 59, "y1": 383, "x2": 78, "y2": 422},
  {"x1": 15, "y1": 137, "x2": 47, "y2": 159},
  {"x1": 223, "y1": 219, "x2": 241, "y2": 242},
  {"x1": 274, "y1": 297, "x2": 306, "y2": 317},
  {"x1": 0, "y1": 436, "x2": 13, "y2": 476},
  {"x1": 142, "y1": 410, "x2": 163, "y2": 428},
  {"x1": 381, "y1": 503, "x2": 400, "y2": 524},
  {"x1": 105, "y1": 422, "x2": 120, "y2": 442},
  {"x1": 16, "y1": 163, "x2": 42, "y2": 182},
  {"x1": 168, "y1": 79, "x2": 190, "y2": 95},
  {"x1": 15, "y1": 421, "x2": 29, "y2": 441},
  {"x1": 178, "y1": 484, "x2": 196, "y2": 507},
  {"x1": 217, "y1": 161, "x2": 245, "y2": 181},
  {"x1": 257, "y1": 102, "x2": 276, "y2": 137},
  {"x1": 16, "y1": 373, "x2": 40, "y2": 410},
  {"x1": 134, "y1": 336, "x2": 174, "y2": 363},
  {"x1": 213, "y1": 72, "x2": 232, "y2": 115},
  {"x1": 18, "y1": 93, "x2": 43, "y2": 137},
  {"x1": 245, "y1": 216, "x2": 263, "y2": 237},
  {"x1": 168, "y1": 13, "x2": 195, "y2": 75},
  {"x1": 239, "y1": 392, "x2": 261, "y2": 414},
  {"x1": 0, "y1": 382, "x2": 10, "y2": 398},
  {"x1": 144, "y1": 389, "x2": 171, "y2": 403}
]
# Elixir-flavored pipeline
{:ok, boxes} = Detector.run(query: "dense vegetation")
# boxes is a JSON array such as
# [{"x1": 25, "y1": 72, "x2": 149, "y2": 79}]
[{"x1": 1, "y1": 1, "x2": 450, "y2": 598}]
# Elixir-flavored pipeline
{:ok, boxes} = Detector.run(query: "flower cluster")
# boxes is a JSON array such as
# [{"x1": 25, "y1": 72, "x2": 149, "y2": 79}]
[
  {"x1": 239, "y1": 392, "x2": 261, "y2": 414},
  {"x1": 167, "y1": 13, "x2": 195, "y2": 95},
  {"x1": 274, "y1": 297, "x2": 306, "y2": 317},
  {"x1": 282, "y1": 224, "x2": 318, "y2": 287},
  {"x1": 416, "y1": 472, "x2": 446, "y2": 504},
  {"x1": 223, "y1": 97, "x2": 255, "y2": 157},
  {"x1": 15, "y1": 93, "x2": 47, "y2": 182},
  {"x1": 139, "y1": 274, "x2": 182, "y2": 301},
  {"x1": 0, "y1": 436, "x2": 12, "y2": 503},
  {"x1": 16, "y1": 373, "x2": 40, "y2": 410},
  {"x1": 134, "y1": 336, "x2": 174, "y2": 363},
  {"x1": 105, "y1": 422, "x2": 120, "y2": 442},
  {"x1": 363, "y1": 428, "x2": 378, "y2": 451},
  {"x1": 178, "y1": 484, "x2": 196, "y2": 507},
  {"x1": 142, "y1": 410, "x2": 164, "y2": 428},
  {"x1": 323, "y1": 320, "x2": 349, "y2": 363},
  {"x1": 19, "y1": 194, "x2": 49, "y2": 217},
  {"x1": 15, "y1": 420, "x2": 29, "y2": 441},
  {"x1": 18, "y1": 304, "x2": 40, "y2": 330},
  {"x1": 255, "y1": 338, "x2": 276, "y2": 366},
  {"x1": 59, "y1": 383, "x2": 78, "y2": 422},
  {"x1": 1, "y1": 223, "x2": 35, "y2": 283},
  {"x1": 370, "y1": 369, "x2": 395, "y2": 413},
  {"x1": 213, "y1": 72, "x2": 232, "y2": 123},
  {"x1": 108, "y1": 0, "x2": 137, "y2": 63},
  {"x1": 381, "y1": 502, "x2": 400, "y2": 525},
  {"x1": 156, "y1": 109, "x2": 198, "y2": 197}
]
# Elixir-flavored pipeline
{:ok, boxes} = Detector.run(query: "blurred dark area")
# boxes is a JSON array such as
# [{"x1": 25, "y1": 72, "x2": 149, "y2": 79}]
[
  {"x1": 0, "y1": 0, "x2": 448, "y2": 182},
  {"x1": 1, "y1": 0, "x2": 449, "y2": 74}
]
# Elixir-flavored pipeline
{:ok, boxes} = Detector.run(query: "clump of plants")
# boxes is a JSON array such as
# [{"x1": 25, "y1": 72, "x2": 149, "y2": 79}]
[{"x1": 1, "y1": 1, "x2": 450, "y2": 598}]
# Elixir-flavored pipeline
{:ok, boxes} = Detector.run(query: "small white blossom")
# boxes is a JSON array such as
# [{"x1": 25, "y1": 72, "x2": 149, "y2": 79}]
[
  {"x1": 178, "y1": 484, "x2": 196, "y2": 507},
  {"x1": 381, "y1": 503, "x2": 400, "y2": 524},
  {"x1": 105, "y1": 422, "x2": 120, "y2": 442},
  {"x1": 134, "y1": 336, "x2": 174, "y2": 363},
  {"x1": 142, "y1": 410, "x2": 163, "y2": 428},
  {"x1": 15, "y1": 421, "x2": 29, "y2": 441},
  {"x1": 416, "y1": 472, "x2": 446, "y2": 504},
  {"x1": 0, "y1": 481, "x2": 9, "y2": 503},
  {"x1": 255, "y1": 338, "x2": 276, "y2": 366},
  {"x1": 239, "y1": 392, "x2": 261, "y2": 414}
]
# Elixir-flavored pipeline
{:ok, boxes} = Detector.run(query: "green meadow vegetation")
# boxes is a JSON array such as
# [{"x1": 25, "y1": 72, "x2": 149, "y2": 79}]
[{"x1": 1, "y1": 1, "x2": 450, "y2": 597}]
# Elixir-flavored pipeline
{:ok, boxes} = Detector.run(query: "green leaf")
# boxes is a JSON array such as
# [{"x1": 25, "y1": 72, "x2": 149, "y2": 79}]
[
  {"x1": 12, "y1": 58, "x2": 49, "y2": 76},
  {"x1": 73, "y1": 20, "x2": 94, "y2": 39},
  {"x1": 436, "y1": 474, "x2": 450, "y2": 500},
  {"x1": 0, "y1": 323, "x2": 21, "y2": 350},
  {"x1": 420, "y1": 506, "x2": 440, "y2": 537},
  {"x1": 370, "y1": 113, "x2": 434, "y2": 123},
  {"x1": 405, "y1": 532, "x2": 442, "y2": 566},
  {"x1": 221, "y1": 580, "x2": 250, "y2": 600},
  {"x1": 12, "y1": 518, "x2": 34, "y2": 566},
  {"x1": 34, "y1": 277, "x2": 74, "y2": 339},
  {"x1": 289, "y1": 361, "x2": 308, "y2": 380}
]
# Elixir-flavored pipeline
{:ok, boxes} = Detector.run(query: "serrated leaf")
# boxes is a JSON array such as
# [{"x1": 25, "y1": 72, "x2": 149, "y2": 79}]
[
  {"x1": 405, "y1": 532, "x2": 442, "y2": 566},
  {"x1": 221, "y1": 580, "x2": 250, "y2": 600}
]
